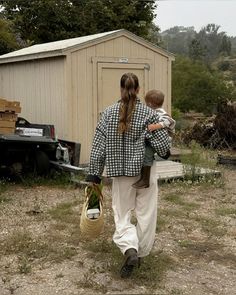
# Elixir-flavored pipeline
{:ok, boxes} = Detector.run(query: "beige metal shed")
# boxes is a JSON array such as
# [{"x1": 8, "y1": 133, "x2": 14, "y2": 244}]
[{"x1": 0, "y1": 29, "x2": 174, "y2": 164}]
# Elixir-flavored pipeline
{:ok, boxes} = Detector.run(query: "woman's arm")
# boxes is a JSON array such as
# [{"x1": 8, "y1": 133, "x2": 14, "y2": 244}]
[{"x1": 86, "y1": 111, "x2": 108, "y2": 184}]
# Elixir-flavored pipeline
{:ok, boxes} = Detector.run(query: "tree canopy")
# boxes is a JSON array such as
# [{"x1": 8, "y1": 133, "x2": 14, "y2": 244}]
[
  {"x1": 0, "y1": 17, "x2": 19, "y2": 54},
  {"x1": 161, "y1": 24, "x2": 232, "y2": 62},
  {"x1": 172, "y1": 56, "x2": 235, "y2": 114},
  {"x1": 0, "y1": 0, "x2": 157, "y2": 44}
]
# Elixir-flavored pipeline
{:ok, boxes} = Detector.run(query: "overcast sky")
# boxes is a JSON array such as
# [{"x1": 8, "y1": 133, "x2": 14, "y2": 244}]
[{"x1": 155, "y1": 0, "x2": 236, "y2": 37}]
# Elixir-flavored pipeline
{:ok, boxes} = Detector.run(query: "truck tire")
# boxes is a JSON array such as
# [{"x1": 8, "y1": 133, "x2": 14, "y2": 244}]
[{"x1": 34, "y1": 150, "x2": 50, "y2": 176}]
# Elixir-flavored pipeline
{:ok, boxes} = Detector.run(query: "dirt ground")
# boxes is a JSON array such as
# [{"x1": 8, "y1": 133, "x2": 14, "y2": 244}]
[{"x1": 0, "y1": 166, "x2": 235, "y2": 295}]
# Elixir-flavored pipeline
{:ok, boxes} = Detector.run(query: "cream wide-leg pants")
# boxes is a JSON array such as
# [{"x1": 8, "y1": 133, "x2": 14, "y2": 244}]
[{"x1": 112, "y1": 165, "x2": 158, "y2": 258}]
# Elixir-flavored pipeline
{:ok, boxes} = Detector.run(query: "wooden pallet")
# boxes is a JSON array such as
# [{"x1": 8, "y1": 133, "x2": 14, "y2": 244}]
[
  {"x1": 0, "y1": 120, "x2": 15, "y2": 128},
  {"x1": 0, "y1": 127, "x2": 15, "y2": 134},
  {"x1": 0, "y1": 98, "x2": 21, "y2": 113},
  {"x1": 0, "y1": 112, "x2": 18, "y2": 121},
  {"x1": 155, "y1": 160, "x2": 221, "y2": 180}
]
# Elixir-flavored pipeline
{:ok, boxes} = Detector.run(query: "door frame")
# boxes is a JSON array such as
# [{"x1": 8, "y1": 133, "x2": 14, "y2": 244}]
[{"x1": 92, "y1": 57, "x2": 152, "y2": 127}]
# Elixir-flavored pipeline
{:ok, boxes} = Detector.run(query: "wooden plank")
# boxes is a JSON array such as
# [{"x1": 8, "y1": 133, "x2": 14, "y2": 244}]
[
  {"x1": 0, "y1": 113, "x2": 17, "y2": 121},
  {"x1": 155, "y1": 160, "x2": 220, "y2": 180},
  {"x1": 0, "y1": 106, "x2": 21, "y2": 113},
  {"x1": 0, "y1": 127, "x2": 15, "y2": 134},
  {"x1": 0, "y1": 120, "x2": 15, "y2": 128}
]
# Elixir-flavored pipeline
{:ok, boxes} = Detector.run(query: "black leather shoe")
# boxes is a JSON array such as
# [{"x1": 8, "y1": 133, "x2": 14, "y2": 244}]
[{"x1": 120, "y1": 248, "x2": 138, "y2": 278}]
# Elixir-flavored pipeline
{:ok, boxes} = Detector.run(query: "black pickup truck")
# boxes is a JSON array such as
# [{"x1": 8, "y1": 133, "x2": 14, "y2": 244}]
[{"x1": 0, "y1": 117, "x2": 81, "y2": 176}]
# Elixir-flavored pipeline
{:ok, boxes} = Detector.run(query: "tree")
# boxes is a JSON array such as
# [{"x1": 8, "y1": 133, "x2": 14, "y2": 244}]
[
  {"x1": 0, "y1": 0, "x2": 157, "y2": 44},
  {"x1": 188, "y1": 39, "x2": 206, "y2": 61},
  {"x1": 172, "y1": 56, "x2": 235, "y2": 114},
  {"x1": 219, "y1": 35, "x2": 231, "y2": 56},
  {"x1": 189, "y1": 24, "x2": 230, "y2": 64},
  {"x1": 160, "y1": 26, "x2": 196, "y2": 56},
  {"x1": 0, "y1": 16, "x2": 19, "y2": 54}
]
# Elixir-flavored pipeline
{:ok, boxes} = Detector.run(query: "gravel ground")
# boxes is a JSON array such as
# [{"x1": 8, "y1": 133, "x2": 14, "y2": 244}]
[{"x1": 0, "y1": 167, "x2": 235, "y2": 295}]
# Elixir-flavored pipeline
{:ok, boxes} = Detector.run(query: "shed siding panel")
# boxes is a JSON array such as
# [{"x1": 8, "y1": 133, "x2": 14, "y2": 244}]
[
  {"x1": 85, "y1": 46, "x2": 96, "y2": 159},
  {"x1": 0, "y1": 58, "x2": 69, "y2": 139},
  {"x1": 71, "y1": 46, "x2": 96, "y2": 162},
  {"x1": 113, "y1": 37, "x2": 123, "y2": 56}
]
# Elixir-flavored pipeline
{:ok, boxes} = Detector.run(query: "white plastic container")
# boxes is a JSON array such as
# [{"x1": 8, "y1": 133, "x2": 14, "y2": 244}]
[{"x1": 87, "y1": 208, "x2": 100, "y2": 219}]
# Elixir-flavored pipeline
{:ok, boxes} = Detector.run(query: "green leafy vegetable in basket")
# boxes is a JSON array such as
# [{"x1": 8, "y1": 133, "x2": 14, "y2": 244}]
[{"x1": 87, "y1": 183, "x2": 103, "y2": 210}]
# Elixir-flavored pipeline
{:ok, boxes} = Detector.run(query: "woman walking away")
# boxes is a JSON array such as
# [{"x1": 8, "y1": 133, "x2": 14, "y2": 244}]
[{"x1": 86, "y1": 73, "x2": 170, "y2": 278}]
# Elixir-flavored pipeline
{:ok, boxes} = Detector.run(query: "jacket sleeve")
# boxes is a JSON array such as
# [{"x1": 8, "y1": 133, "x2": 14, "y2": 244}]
[
  {"x1": 159, "y1": 114, "x2": 176, "y2": 130},
  {"x1": 86, "y1": 111, "x2": 108, "y2": 184},
  {"x1": 145, "y1": 113, "x2": 171, "y2": 158}
]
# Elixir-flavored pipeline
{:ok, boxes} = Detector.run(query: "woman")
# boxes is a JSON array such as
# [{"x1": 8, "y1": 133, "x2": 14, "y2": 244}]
[{"x1": 86, "y1": 73, "x2": 170, "y2": 278}]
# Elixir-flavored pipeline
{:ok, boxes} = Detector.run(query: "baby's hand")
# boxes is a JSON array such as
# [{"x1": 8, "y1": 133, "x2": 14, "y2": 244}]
[{"x1": 148, "y1": 124, "x2": 157, "y2": 132}]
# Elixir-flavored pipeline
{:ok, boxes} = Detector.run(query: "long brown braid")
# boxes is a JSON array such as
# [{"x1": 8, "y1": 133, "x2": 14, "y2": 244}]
[{"x1": 118, "y1": 73, "x2": 139, "y2": 133}]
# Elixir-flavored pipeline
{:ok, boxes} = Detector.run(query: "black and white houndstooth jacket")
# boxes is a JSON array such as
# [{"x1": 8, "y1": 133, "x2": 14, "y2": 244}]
[{"x1": 87, "y1": 98, "x2": 170, "y2": 183}]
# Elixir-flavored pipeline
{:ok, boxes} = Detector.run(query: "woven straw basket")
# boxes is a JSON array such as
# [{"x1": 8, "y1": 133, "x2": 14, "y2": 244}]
[{"x1": 80, "y1": 184, "x2": 104, "y2": 239}]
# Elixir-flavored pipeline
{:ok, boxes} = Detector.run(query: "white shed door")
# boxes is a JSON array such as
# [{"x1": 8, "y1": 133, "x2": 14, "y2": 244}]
[{"x1": 97, "y1": 62, "x2": 150, "y2": 117}]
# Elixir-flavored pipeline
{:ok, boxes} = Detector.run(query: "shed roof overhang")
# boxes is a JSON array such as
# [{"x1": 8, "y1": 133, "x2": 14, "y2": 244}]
[{"x1": 0, "y1": 29, "x2": 174, "y2": 64}]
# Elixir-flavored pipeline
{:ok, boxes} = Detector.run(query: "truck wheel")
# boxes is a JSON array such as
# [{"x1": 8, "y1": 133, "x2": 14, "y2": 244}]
[{"x1": 34, "y1": 150, "x2": 50, "y2": 176}]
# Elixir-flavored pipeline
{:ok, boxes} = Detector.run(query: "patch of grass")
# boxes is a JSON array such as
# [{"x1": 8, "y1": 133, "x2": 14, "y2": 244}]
[
  {"x1": 164, "y1": 194, "x2": 200, "y2": 211},
  {"x1": 170, "y1": 288, "x2": 184, "y2": 295},
  {"x1": 160, "y1": 208, "x2": 186, "y2": 218},
  {"x1": 215, "y1": 207, "x2": 236, "y2": 217},
  {"x1": 194, "y1": 216, "x2": 226, "y2": 237},
  {"x1": 20, "y1": 171, "x2": 72, "y2": 188},
  {"x1": 0, "y1": 179, "x2": 11, "y2": 204},
  {"x1": 85, "y1": 237, "x2": 115, "y2": 255},
  {"x1": 48, "y1": 201, "x2": 80, "y2": 224},
  {"x1": 0, "y1": 194, "x2": 11, "y2": 204},
  {"x1": 76, "y1": 270, "x2": 108, "y2": 293},
  {"x1": 179, "y1": 141, "x2": 222, "y2": 184},
  {"x1": 131, "y1": 252, "x2": 176, "y2": 288},
  {"x1": 156, "y1": 215, "x2": 167, "y2": 232},
  {"x1": 84, "y1": 238, "x2": 176, "y2": 288},
  {"x1": 0, "y1": 230, "x2": 77, "y2": 264},
  {"x1": 18, "y1": 257, "x2": 32, "y2": 274},
  {"x1": 178, "y1": 239, "x2": 193, "y2": 248},
  {"x1": 55, "y1": 273, "x2": 64, "y2": 279},
  {"x1": 176, "y1": 240, "x2": 236, "y2": 266}
]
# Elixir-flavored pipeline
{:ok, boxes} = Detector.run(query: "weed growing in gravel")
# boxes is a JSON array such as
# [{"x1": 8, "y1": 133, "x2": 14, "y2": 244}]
[
  {"x1": 0, "y1": 179, "x2": 11, "y2": 204},
  {"x1": 194, "y1": 216, "x2": 226, "y2": 237},
  {"x1": 48, "y1": 201, "x2": 80, "y2": 224},
  {"x1": 130, "y1": 251, "x2": 176, "y2": 289},
  {"x1": 215, "y1": 207, "x2": 236, "y2": 217},
  {"x1": 18, "y1": 257, "x2": 32, "y2": 274},
  {"x1": 0, "y1": 230, "x2": 78, "y2": 267},
  {"x1": 180, "y1": 141, "x2": 222, "y2": 184},
  {"x1": 77, "y1": 269, "x2": 108, "y2": 293},
  {"x1": 164, "y1": 193, "x2": 200, "y2": 211},
  {"x1": 20, "y1": 170, "x2": 73, "y2": 187}
]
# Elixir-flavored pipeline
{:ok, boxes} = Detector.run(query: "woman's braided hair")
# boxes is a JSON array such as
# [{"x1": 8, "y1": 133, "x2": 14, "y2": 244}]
[{"x1": 118, "y1": 73, "x2": 139, "y2": 133}]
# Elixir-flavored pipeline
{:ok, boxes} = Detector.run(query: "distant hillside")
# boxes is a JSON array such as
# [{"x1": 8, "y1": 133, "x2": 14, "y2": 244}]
[{"x1": 160, "y1": 24, "x2": 233, "y2": 60}]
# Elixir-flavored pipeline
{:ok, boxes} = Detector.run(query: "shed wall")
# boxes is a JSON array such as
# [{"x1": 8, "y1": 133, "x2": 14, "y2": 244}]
[{"x1": 0, "y1": 57, "x2": 70, "y2": 139}]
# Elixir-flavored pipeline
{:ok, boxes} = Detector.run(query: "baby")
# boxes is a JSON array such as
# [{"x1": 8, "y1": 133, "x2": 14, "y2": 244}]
[{"x1": 133, "y1": 90, "x2": 175, "y2": 189}]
